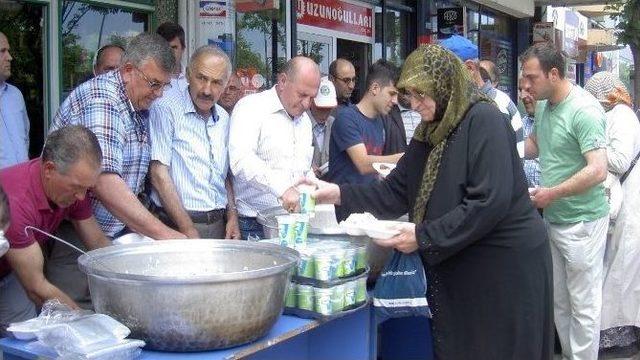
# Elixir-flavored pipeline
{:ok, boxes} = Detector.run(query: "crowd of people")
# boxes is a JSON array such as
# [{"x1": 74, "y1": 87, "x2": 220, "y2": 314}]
[{"x1": 1, "y1": 21, "x2": 639, "y2": 360}]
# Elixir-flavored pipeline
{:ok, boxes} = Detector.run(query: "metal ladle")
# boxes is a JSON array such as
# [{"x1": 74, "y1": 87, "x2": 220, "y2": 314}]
[{"x1": 24, "y1": 226, "x2": 116, "y2": 272}]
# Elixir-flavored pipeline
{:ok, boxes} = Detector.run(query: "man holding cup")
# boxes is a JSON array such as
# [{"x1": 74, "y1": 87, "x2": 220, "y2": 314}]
[{"x1": 228, "y1": 56, "x2": 321, "y2": 239}]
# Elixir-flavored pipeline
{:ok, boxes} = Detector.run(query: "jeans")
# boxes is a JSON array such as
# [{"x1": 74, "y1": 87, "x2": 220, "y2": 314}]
[{"x1": 238, "y1": 216, "x2": 264, "y2": 240}]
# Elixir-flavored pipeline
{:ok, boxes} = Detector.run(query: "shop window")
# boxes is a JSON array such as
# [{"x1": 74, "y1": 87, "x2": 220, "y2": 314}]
[
  {"x1": 0, "y1": 0, "x2": 46, "y2": 158},
  {"x1": 61, "y1": 1, "x2": 149, "y2": 98},
  {"x1": 374, "y1": 5, "x2": 415, "y2": 67},
  {"x1": 297, "y1": 32, "x2": 332, "y2": 76},
  {"x1": 235, "y1": 1, "x2": 287, "y2": 93},
  {"x1": 478, "y1": 9, "x2": 515, "y2": 98}
]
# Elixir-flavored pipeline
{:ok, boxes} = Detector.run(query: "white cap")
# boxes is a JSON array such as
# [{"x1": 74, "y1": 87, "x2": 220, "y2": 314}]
[{"x1": 314, "y1": 77, "x2": 337, "y2": 108}]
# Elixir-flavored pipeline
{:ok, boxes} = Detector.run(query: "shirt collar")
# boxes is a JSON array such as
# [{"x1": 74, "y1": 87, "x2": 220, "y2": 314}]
[
  {"x1": 28, "y1": 158, "x2": 54, "y2": 212},
  {"x1": 181, "y1": 85, "x2": 219, "y2": 122},
  {"x1": 266, "y1": 86, "x2": 289, "y2": 116},
  {"x1": 480, "y1": 82, "x2": 493, "y2": 94}
]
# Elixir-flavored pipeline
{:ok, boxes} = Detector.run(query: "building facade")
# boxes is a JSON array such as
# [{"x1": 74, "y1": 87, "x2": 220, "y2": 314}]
[{"x1": 1, "y1": 0, "x2": 533, "y2": 158}]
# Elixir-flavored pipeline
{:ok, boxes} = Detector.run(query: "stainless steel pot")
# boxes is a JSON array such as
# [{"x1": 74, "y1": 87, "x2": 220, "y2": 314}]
[
  {"x1": 78, "y1": 240, "x2": 299, "y2": 351},
  {"x1": 256, "y1": 206, "x2": 287, "y2": 239}
]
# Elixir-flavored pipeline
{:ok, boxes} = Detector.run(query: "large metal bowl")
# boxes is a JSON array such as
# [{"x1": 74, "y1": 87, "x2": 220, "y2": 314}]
[{"x1": 78, "y1": 240, "x2": 299, "y2": 352}]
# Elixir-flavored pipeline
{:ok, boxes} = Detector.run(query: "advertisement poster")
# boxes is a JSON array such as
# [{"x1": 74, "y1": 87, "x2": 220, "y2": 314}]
[
  {"x1": 199, "y1": 1, "x2": 234, "y2": 59},
  {"x1": 533, "y1": 22, "x2": 555, "y2": 45},
  {"x1": 564, "y1": 10, "x2": 579, "y2": 59},
  {"x1": 437, "y1": 8, "x2": 464, "y2": 39}
]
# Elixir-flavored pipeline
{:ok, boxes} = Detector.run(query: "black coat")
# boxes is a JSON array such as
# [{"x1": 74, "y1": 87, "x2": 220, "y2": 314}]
[
  {"x1": 382, "y1": 105, "x2": 407, "y2": 155},
  {"x1": 340, "y1": 102, "x2": 553, "y2": 360}
]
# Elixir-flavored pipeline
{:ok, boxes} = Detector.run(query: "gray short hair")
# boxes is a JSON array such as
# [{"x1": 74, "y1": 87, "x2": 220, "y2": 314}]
[
  {"x1": 122, "y1": 32, "x2": 175, "y2": 74},
  {"x1": 43, "y1": 125, "x2": 103, "y2": 174},
  {"x1": 188, "y1": 45, "x2": 232, "y2": 82}
]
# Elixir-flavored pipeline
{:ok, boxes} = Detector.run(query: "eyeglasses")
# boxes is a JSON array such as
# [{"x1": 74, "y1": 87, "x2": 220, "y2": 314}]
[
  {"x1": 335, "y1": 76, "x2": 357, "y2": 84},
  {"x1": 134, "y1": 66, "x2": 171, "y2": 91}
]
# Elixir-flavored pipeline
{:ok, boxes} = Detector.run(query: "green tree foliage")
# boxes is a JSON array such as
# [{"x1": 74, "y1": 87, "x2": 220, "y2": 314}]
[{"x1": 607, "y1": 0, "x2": 640, "y2": 109}]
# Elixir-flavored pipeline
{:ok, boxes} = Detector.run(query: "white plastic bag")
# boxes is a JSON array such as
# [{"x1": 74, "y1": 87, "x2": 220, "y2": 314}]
[{"x1": 36, "y1": 314, "x2": 130, "y2": 355}]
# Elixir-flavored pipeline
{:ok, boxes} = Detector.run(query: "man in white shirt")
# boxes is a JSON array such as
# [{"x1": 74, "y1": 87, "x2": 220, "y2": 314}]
[
  {"x1": 229, "y1": 56, "x2": 321, "y2": 239},
  {"x1": 148, "y1": 45, "x2": 240, "y2": 240}
]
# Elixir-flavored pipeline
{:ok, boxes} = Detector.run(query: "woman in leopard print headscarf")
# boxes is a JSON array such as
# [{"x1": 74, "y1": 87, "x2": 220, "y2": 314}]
[{"x1": 309, "y1": 44, "x2": 553, "y2": 359}]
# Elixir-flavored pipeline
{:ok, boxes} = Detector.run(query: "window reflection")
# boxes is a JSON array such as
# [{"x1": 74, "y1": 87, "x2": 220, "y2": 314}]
[
  {"x1": 235, "y1": 3, "x2": 287, "y2": 92},
  {"x1": 61, "y1": 1, "x2": 149, "y2": 98},
  {"x1": 0, "y1": 0, "x2": 45, "y2": 157}
]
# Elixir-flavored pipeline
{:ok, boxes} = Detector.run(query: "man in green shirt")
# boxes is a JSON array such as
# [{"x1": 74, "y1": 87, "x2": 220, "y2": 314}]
[{"x1": 522, "y1": 43, "x2": 608, "y2": 360}]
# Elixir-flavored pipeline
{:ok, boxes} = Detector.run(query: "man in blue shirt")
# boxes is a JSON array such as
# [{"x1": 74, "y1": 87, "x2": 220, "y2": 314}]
[
  {"x1": 0, "y1": 31, "x2": 29, "y2": 169},
  {"x1": 148, "y1": 45, "x2": 240, "y2": 240},
  {"x1": 328, "y1": 59, "x2": 404, "y2": 186}
]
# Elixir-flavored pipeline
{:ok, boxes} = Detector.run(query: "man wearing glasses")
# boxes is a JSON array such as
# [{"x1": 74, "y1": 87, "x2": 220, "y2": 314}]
[
  {"x1": 329, "y1": 58, "x2": 357, "y2": 106},
  {"x1": 46, "y1": 33, "x2": 186, "y2": 307}
]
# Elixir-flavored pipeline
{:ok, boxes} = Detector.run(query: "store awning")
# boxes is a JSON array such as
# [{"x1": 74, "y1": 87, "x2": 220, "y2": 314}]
[
  {"x1": 573, "y1": 5, "x2": 619, "y2": 18},
  {"x1": 534, "y1": 0, "x2": 614, "y2": 6},
  {"x1": 587, "y1": 28, "x2": 624, "y2": 51}
]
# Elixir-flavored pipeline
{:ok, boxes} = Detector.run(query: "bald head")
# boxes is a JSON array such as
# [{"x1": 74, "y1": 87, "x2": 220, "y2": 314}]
[
  {"x1": 329, "y1": 58, "x2": 356, "y2": 103},
  {"x1": 94, "y1": 44, "x2": 124, "y2": 76},
  {"x1": 277, "y1": 56, "x2": 321, "y2": 117}
]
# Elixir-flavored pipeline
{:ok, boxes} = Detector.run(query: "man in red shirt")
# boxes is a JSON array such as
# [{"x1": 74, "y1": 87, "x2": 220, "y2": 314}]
[{"x1": 0, "y1": 125, "x2": 109, "y2": 332}]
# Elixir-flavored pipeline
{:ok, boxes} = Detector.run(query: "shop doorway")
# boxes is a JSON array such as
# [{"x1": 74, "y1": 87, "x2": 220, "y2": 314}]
[{"x1": 337, "y1": 38, "x2": 371, "y2": 103}]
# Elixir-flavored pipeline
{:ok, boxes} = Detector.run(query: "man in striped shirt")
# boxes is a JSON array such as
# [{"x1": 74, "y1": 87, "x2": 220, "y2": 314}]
[{"x1": 148, "y1": 45, "x2": 240, "y2": 240}]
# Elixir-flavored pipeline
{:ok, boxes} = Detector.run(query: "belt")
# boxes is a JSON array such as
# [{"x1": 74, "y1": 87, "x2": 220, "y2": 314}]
[{"x1": 186, "y1": 209, "x2": 226, "y2": 224}]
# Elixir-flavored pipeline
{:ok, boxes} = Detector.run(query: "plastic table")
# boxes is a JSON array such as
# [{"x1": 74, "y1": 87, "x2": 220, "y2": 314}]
[{"x1": 1, "y1": 305, "x2": 373, "y2": 360}]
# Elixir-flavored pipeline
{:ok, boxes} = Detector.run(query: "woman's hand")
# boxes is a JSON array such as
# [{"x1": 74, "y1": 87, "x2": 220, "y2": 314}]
[
  {"x1": 295, "y1": 177, "x2": 341, "y2": 205},
  {"x1": 371, "y1": 223, "x2": 419, "y2": 253}
]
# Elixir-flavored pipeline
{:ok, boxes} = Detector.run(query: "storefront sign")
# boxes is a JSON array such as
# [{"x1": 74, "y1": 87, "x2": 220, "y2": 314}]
[
  {"x1": 437, "y1": 8, "x2": 464, "y2": 39},
  {"x1": 236, "y1": 0, "x2": 279, "y2": 13},
  {"x1": 533, "y1": 22, "x2": 555, "y2": 44},
  {"x1": 296, "y1": 0, "x2": 373, "y2": 38}
]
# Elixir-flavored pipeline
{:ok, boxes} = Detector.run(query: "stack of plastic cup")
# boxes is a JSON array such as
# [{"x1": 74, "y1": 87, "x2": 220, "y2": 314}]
[
  {"x1": 276, "y1": 215, "x2": 295, "y2": 247},
  {"x1": 293, "y1": 214, "x2": 309, "y2": 246}
]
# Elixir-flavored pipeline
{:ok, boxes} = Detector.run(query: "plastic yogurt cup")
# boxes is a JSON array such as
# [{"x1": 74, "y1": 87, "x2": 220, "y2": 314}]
[
  {"x1": 297, "y1": 251, "x2": 315, "y2": 278},
  {"x1": 356, "y1": 277, "x2": 367, "y2": 303},
  {"x1": 355, "y1": 247, "x2": 367, "y2": 271},
  {"x1": 314, "y1": 287, "x2": 333, "y2": 315},
  {"x1": 344, "y1": 280, "x2": 357, "y2": 307},
  {"x1": 298, "y1": 185, "x2": 316, "y2": 215},
  {"x1": 331, "y1": 284, "x2": 346, "y2": 312},
  {"x1": 285, "y1": 282, "x2": 297, "y2": 308},
  {"x1": 342, "y1": 248, "x2": 357, "y2": 277},
  {"x1": 314, "y1": 253, "x2": 335, "y2": 281},
  {"x1": 298, "y1": 285, "x2": 315, "y2": 311},
  {"x1": 293, "y1": 214, "x2": 309, "y2": 246},
  {"x1": 277, "y1": 215, "x2": 296, "y2": 247}
]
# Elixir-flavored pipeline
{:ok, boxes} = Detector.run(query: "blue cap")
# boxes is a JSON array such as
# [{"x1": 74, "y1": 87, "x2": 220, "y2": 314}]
[{"x1": 439, "y1": 35, "x2": 478, "y2": 62}]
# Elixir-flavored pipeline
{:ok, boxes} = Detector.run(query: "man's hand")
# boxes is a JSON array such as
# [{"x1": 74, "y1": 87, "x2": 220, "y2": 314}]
[
  {"x1": 158, "y1": 228, "x2": 188, "y2": 240},
  {"x1": 371, "y1": 223, "x2": 418, "y2": 253},
  {"x1": 530, "y1": 187, "x2": 557, "y2": 209},
  {"x1": 280, "y1": 187, "x2": 300, "y2": 212},
  {"x1": 183, "y1": 226, "x2": 200, "y2": 239},
  {"x1": 295, "y1": 177, "x2": 341, "y2": 205},
  {"x1": 225, "y1": 211, "x2": 241, "y2": 239}
]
